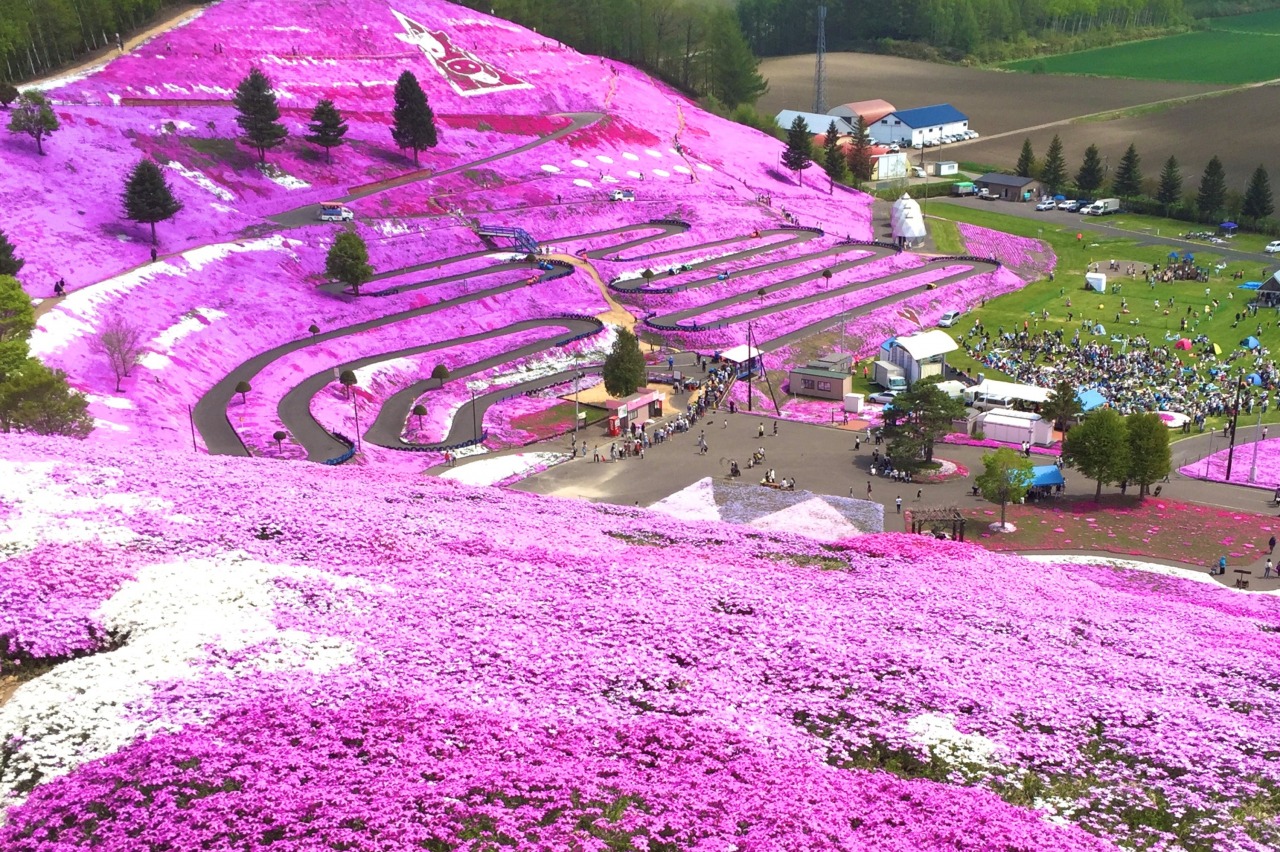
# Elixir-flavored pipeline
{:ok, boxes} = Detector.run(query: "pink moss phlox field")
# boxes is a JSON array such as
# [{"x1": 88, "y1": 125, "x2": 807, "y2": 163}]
[
  {"x1": 956, "y1": 223, "x2": 1057, "y2": 278},
  {"x1": 1178, "y1": 436, "x2": 1280, "y2": 489},
  {"x1": 3, "y1": 436, "x2": 1280, "y2": 849}
]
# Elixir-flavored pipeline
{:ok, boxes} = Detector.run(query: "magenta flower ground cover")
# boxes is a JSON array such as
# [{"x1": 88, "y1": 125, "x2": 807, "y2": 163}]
[
  {"x1": 2, "y1": 435, "x2": 1279, "y2": 849},
  {"x1": 1178, "y1": 436, "x2": 1280, "y2": 489}
]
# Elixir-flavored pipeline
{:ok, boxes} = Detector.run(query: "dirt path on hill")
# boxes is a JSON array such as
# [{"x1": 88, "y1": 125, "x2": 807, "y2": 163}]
[{"x1": 547, "y1": 254, "x2": 635, "y2": 329}]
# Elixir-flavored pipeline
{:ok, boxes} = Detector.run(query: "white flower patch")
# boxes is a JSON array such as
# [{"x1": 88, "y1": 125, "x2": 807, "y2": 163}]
[
  {"x1": 374, "y1": 219, "x2": 415, "y2": 237},
  {"x1": 0, "y1": 461, "x2": 149, "y2": 557},
  {"x1": 697, "y1": 163, "x2": 713, "y2": 171},
  {"x1": 650, "y1": 477, "x2": 719, "y2": 521},
  {"x1": 570, "y1": 159, "x2": 590, "y2": 168},
  {"x1": 573, "y1": 178, "x2": 592, "y2": 188},
  {"x1": 626, "y1": 170, "x2": 642, "y2": 179},
  {"x1": 1025, "y1": 555, "x2": 1280, "y2": 596},
  {"x1": 92, "y1": 419, "x2": 131, "y2": 433},
  {"x1": 541, "y1": 164, "x2": 560, "y2": 173},
  {"x1": 83, "y1": 394, "x2": 136, "y2": 411},
  {"x1": 622, "y1": 153, "x2": 640, "y2": 161},
  {"x1": 595, "y1": 155, "x2": 614, "y2": 164},
  {"x1": 262, "y1": 169, "x2": 310, "y2": 190},
  {"x1": 645, "y1": 149, "x2": 663, "y2": 158},
  {"x1": 907, "y1": 712, "x2": 1000, "y2": 769},
  {"x1": 653, "y1": 169, "x2": 669, "y2": 178},
  {"x1": 148, "y1": 308, "x2": 229, "y2": 357},
  {"x1": 165, "y1": 160, "x2": 236, "y2": 202},
  {"x1": 0, "y1": 554, "x2": 362, "y2": 811}
]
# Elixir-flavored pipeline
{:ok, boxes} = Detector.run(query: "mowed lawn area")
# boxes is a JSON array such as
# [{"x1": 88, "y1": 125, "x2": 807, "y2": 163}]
[
  {"x1": 1002, "y1": 27, "x2": 1280, "y2": 84},
  {"x1": 916, "y1": 203, "x2": 1280, "y2": 428}
]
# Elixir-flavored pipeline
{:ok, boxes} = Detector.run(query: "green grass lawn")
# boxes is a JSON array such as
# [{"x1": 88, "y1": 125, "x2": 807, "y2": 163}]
[
  {"x1": 923, "y1": 203, "x2": 1280, "y2": 430},
  {"x1": 1002, "y1": 29, "x2": 1280, "y2": 83}
]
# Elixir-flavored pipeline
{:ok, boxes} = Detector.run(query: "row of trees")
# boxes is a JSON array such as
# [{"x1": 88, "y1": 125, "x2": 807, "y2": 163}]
[
  {"x1": 778, "y1": 115, "x2": 878, "y2": 188},
  {"x1": 737, "y1": 0, "x2": 1186, "y2": 59},
  {"x1": 1016, "y1": 135, "x2": 1274, "y2": 227},
  {"x1": 0, "y1": 0, "x2": 204, "y2": 83},
  {"x1": 454, "y1": 0, "x2": 767, "y2": 108}
]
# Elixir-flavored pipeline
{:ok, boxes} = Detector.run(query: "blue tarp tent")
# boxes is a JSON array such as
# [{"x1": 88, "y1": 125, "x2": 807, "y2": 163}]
[
  {"x1": 1241, "y1": 281, "x2": 1263, "y2": 290},
  {"x1": 1242, "y1": 336, "x2": 1261, "y2": 350},
  {"x1": 1220, "y1": 221, "x2": 1237, "y2": 234},
  {"x1": 1077, "y1": 388, "x2": 1106, "y2": 411},
  {"x1": 1031, "y1": 465, "x2": 1065, "y2": 487},
  {"x1": 1247, "y1": 372, "x2": 1263, "y2": 385}
]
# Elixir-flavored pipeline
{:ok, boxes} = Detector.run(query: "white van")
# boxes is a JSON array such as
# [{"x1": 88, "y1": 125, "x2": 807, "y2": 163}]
[
  {"x1": 318, "y1": 202, "x2": 354, "y2": 222},
  {"x1": 938, "y1": 310, "x2": 962, "y2": 328},
  {"x1": 968, "y1": 392, "x2": 1013, "y2": 412}
]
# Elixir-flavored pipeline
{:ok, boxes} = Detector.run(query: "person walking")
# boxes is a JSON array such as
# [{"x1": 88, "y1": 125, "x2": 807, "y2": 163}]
[
  {"x1": 854, "y1": 436, "x2": 861, "y2": 451},
  {"x1": 866, "y1": 480, "x2": 872, "y2": 497},
  {"x1": 1265, "y1": 557, "x2": 1274, "y2": 579},
  {"x1": 895, "y1": 496, "x2": 902, "y2": 513},
  {"x1": 1270, "y1": 534, "x2": 1277, "y2": 554}
]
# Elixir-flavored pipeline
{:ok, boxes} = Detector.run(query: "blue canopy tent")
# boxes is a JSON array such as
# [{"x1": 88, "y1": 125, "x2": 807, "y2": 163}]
[
  {"x1": 1220, "y1": 221, "x2": 1238, "y2": 235},
  {"x1": 1182, "y1": 251, "x2": 1194, "y2": 261},
  {"x1": 1076, "y1": 388, "x2": 1106, "y2": 411},
  {"x1": 1247, "y1": 372, "x2": 1263, "y2": 385},
  {"x1": 1242, "y1": 336, "x2": 1261, "y2": 350},
  {"x1": 1031, "y1": 465, "x2": 1065, "y2": 488},
  {"x1": 1168, "y1": 251, "x2": 1179, "y2": 259},
  {"x1": 1054, "y1": 194, "x2": 1065, "y2": 201}
]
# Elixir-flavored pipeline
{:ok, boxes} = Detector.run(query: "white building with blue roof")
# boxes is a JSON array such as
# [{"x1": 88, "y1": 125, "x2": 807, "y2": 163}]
[{"x1": 869, "y1": 104, "x2": 968, "y2": 147}]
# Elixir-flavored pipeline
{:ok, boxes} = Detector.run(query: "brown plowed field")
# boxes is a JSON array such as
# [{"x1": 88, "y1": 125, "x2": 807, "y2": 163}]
[{"x1": 760, "y1": 53, "x2": 1280, "y2": 192}]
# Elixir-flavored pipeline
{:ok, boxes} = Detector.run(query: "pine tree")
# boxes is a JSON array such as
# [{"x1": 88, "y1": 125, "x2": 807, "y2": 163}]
[
  {"x1": 6, "y1": 90, "x2": 59, "y2": 156},
  {"x1": 1242, "y1": 165, "x2": 1274, "y2": 221},
  {"x1": 1039, "y1": 134, "x2": 1067, "y2": 194},
  {"x1": 1111, "y1": 143, "x2": 1142, "y2": 198},
  {"x1": 0, "y1": 229, "x2": 24, "y2": 278},
  {"x1": 847, "y1": 115, "x2": 873, "y2": 184},
  {"x1": 305, "y1": 99, "x2": 348, "y2": 164},
  {"x1": 1014, "y1": 138, "x2": 1036, "y2": 179},
  {"x1": 821, "y1": 121, "x2": 847, "y2": 184},
  {"x1": 602, "y1": 327, "x2": 646, "y2": 398},
  {"x1": 325, "y1": 231, "x2": 374, "y2": 296},
  {"x1": 233, "y1": 67, "x2": 288, "y2": 164},
  {"x1": 1156, "y1": 156, "x2": 1182, "y2": 208},
  {"x1": 122, "y1": 158, "x2": 184, "y2": 245},
  {"x1": 782, "y1": 115, "x2": 813, "y2": 185},
  {"x1": 706, "y1": 7, "x2": 768, "y2": 108},
  {"x1": 0, "y1": 83, "x2": 18, "y2": 109},
  {"x1": 1075, "y1": 144, "x2": 1105, "y2": 195},
  {"x1": 391, "y1": 71, "x2": 438, "y2": 166},
  {"x1": 1196, "y1": 156, "x2": 1227, "y2": 220}
]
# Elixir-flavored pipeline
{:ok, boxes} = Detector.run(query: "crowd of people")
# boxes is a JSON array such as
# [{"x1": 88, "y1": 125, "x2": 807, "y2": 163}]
[{"x1": 963, "y1": 316, "x2": 1276, "y2": 420}]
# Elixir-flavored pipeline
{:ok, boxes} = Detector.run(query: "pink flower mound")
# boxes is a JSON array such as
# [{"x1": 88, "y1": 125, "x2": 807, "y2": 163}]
[
  {"x1": 956, "y1": 223, "x2": 1057, "y2": 278},
  {"x1": 2, "y1": 693, "x2": 1103, "y2": 852},
  {"x1": 1179, "y1": 437, "x2": 1280, "y2": 489},
  {"x1": 2, "y1": 436, "x2": 1280, "y2": 849}
]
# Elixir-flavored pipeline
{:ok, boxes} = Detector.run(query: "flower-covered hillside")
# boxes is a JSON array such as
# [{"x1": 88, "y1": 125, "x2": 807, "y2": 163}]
[{"x1": 1, "y1": 435, "x2": 1278, "y2": 850}]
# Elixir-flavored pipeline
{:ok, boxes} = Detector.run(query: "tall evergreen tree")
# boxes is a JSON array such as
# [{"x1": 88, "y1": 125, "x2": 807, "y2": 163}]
[
  {"x1": 1014, "y1": 138, "x2": 1036, "y2": 179},
  {"x1": 1242, "y1": 165, "x2": 1274, "y2": 221},
  {"x1": 1075, "y1": 144, "x2": 1105, "y2": 194},
  {"x1": 0, "y1": 229, "x2": 24, "y2": 279},
  {"x1": 1196, "y1": 156, "x2": 1227, "y2": 220},
  {"x1": 122, "y1": 159, "x2": 183, "y2": 246},
  {"x1": 881, "y1": 377, "x2": 964, "y2": 472},
  {"x1": 1111, "y1": 143, "x2": 1142, "y2": 198},
  {"x1": 391, "y1": 71, "x2": 438, "y2": 166},
  {"x1": 1156, "y1": 156, "x2": 1183, "y2": 208},
  {"x1": 847, "y1": 115, "x2": 873, "y2": 184},
  {"x1": 602, "y1": 327, "x2": 646, "y2": 398},
  {"x1": 821, "y1": 121, "x2": 847, "y2": 184},
  {"x1": 233, "y1": 67, "x2": 288, "y2": 164},
  {"x1": 6, "y1": 90, "x2": 59, "y2": 156},
  {"x1": 781, "y1": 115, "x2": 813, "y2": 185},
  {"x1": 1039, "y1": 134, "x2": 1067, "y2": 194},
  {"x1": 706, "y1": 6, "x2": 768, "y2": 108},
  {"x1": 305, "y1": 99, "x2": 348, "y2": 164}
]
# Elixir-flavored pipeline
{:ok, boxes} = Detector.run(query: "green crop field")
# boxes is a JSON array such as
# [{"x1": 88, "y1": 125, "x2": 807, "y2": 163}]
[
  {"x1": 1002, "y1": 24, "x2": 1280, "y2": 83},
  {"x1": 1208, "y1": 7, "x2": 1280, "y2": 34}
]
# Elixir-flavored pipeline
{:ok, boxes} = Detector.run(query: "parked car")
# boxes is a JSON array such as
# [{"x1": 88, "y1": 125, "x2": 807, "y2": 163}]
[
  {"x1": 1057, "y1": 199, "x2": 1079, "y2": 211},
  {"x1": 609, "y1": 189, "x2": 636, "y2": 202},
  {"x1": 869, "y1": 390, "x2": 899, "y2": 405},
  {"x1": 938, "y1": 310, "x2": 963, "y2": 327},
  {"x1": 1035, "y1": 199, "x2": 1057, "y2": 211},
  {"x1": 1266, "y1": 240, "x2": 1280, "y2": 253},
  {"x1": 318, "y1": 202, "x2": 354, "y2": 222}
]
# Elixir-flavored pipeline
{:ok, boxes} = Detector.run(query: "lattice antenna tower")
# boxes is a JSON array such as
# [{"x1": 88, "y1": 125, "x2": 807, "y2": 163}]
[{"x1": 813, "y1": 5, "x2": 828, "y2": 114}]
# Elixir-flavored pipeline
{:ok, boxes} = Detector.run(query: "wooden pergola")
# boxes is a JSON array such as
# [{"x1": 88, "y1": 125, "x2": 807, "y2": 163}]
[{"x1": 909, "y1": 506, "x2": 967, "y2": 542}]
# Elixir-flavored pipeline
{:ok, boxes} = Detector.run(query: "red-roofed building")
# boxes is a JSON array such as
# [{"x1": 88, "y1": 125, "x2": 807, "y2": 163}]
[{"x1": 828, "y1": 99, "x2": 896, "y2": 126}]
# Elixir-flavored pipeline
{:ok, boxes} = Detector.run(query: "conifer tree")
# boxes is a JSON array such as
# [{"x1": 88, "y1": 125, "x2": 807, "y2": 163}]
[
  {"x1": 305, "y1": 99, "x2": 348, "y2": 164},
  {"x1": 391, "y1": 71, "x2": 438, "y2": 166},
  {"x1": 325, "y1": 231, "x2": 374, "y2": 296},
  {"x1": 1014, "y1": 138, "x2": 1036, "y2": 179},
  {"x1": 1111, "y1": 143, "x2": 1142, "y2": 198},
  {"x1": 1039, "y1": 134, "x2": 1067, "y2": 194},
  {"x1": 1075, "y1": 144, "x2": 1104, "y2": 195},
  {"x1": 233, "y1": 67, "x2": 288, "y2": 164},
  {"x1": 1196, "y1": 156, "x2": 1227, "y2": 220},
  {"x1": 0, "y1": 228, "x2": 23, "y2": 278},
  {"x1": 1242, "y1": 165, "x2": 1274, "y2": 221},
  {"x1": 821, "y1": 121, "x2": 847, "y2": 184},
  {"x1": 602, "y1": 327, "x2": 646, "y2": 398},
  {"x1": 122, "y1": 158, "x2": 183, "y2": 245},
  {"x1": 847, "y1": 115, "x2": 873, "y2": 184},
  {"x1": 1156, "y1": 156, "x2": 1183, "y2": 209},
  {"x1": 781, "y1": 115, "x2": 813, "y2": 185}
]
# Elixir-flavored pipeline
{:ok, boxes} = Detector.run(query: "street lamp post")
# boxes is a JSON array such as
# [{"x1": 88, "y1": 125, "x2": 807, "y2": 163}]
[
  {"x1": 352, "y1": 393, "x2": 361, "y2": 453},
  {"x1": 1249, "y1": 407, "x2": 1263, "y2": 483},
  {"x1": 574, "y1": 370, "x2": 585, "y2": 439},
  {"x1": 1224, "y1": 374, "x2": 1246, "y2": 480},
  {"x1": 467, "y1": 380, "x2": 485, "y2": 445}
]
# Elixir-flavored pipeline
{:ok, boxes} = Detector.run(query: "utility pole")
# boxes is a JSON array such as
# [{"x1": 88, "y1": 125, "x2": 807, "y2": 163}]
[
  {"x1": 352, "y1": 393, "x2": 361, "y2": 453},
  {"x1": 1225, "y1": 374, "x2": 1245, "y2": 480},
  {"x1": 746, "y1": 321, "x2": 755, "y2": 413},
  {"x1": 1249, "y1": 407, "x2": 1263, "y2": 483}
]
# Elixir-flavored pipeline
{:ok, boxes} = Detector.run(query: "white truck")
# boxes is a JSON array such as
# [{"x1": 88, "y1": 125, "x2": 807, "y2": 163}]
[
  {"x1": 1083, "y1": 198, "x2": 1121, "y2": 216},
  {"x1": 873, "y1": 360, "x2": 908, "y2": 392},
  {"x1": 318, "y1": 202, "x2": 354, "y2": 222}
]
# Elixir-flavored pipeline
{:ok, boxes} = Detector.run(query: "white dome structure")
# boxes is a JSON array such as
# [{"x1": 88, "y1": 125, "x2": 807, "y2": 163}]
[{"x1": 890, "y1": 193, "x2": 926, "y2": 245}]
